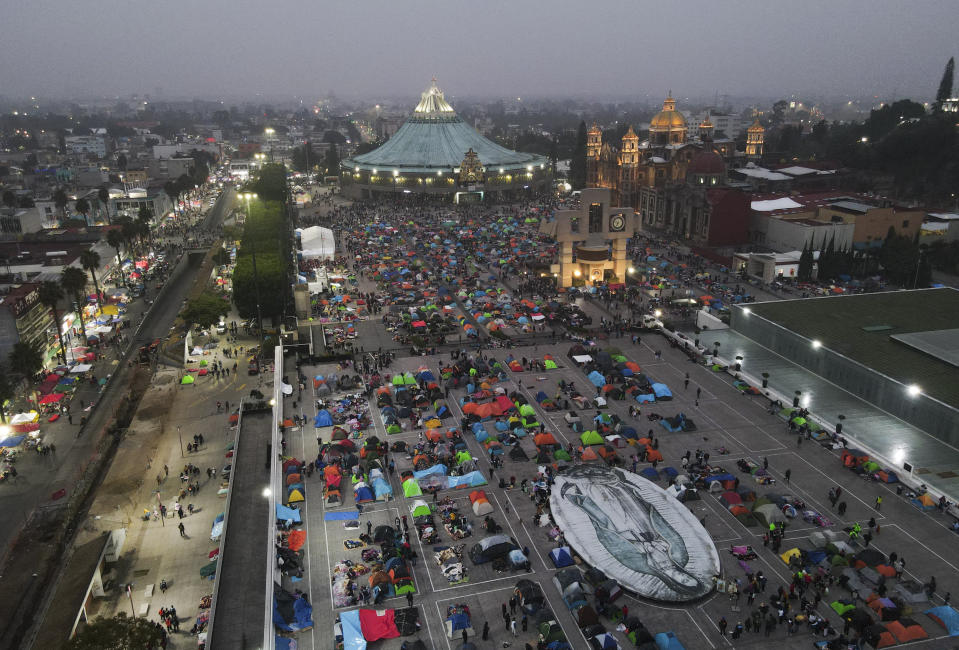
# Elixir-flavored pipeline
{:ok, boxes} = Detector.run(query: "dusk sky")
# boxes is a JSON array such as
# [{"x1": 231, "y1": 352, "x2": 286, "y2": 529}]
[{"x1": 2, "y1": 0, "x2": 956, "y2": 102}]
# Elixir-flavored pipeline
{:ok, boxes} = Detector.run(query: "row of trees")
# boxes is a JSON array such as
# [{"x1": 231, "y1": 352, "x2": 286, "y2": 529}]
[
  {"x1": 290, "y1": 140, "x2": 340, "y2": 177},
  {"x1": 232, "y1": 163, "x2": 292, "y2": 325},
  {"x1": 796, "y1": 227, "x2": 932, "y2": 288}
]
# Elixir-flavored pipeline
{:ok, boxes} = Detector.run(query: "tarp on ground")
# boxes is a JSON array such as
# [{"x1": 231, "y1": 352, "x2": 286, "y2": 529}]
[
  {"x1": 339, "y1": 609, "x2": 367, "y2": 650},
  {"x1": 273, "y1": 589, "x2": 314, "y2": 632},
  {"x1": 314, "y1": 410, "x2": 333, "y2": 427},
  {"x1": 447, "y1": 471, "x2": 487, "y2": 488},
  {"x1": 550, "y1": 465, "x2": 719, "y2": 602},
  {"x1": 276, "y1": 504, "x2": 302, "y2": 524}
]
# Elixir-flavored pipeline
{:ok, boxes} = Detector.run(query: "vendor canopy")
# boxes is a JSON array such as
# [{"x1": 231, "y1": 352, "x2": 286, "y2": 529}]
[{"x1": 297, "y1": 226, "x2": 336, "y2": 260}]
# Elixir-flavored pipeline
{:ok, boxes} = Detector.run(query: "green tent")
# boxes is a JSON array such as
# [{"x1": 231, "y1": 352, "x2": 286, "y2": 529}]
[
  {"x1": 394, "y1": 582, "x2": 416, "y2": 596},
  {"x1": 544, "y1": 359, "x2": 558, "y2": 370},
  {"x1": 410, "y1": 500, "x2": 431, "y2": 517},
  {"x1": 403, "y1": 479, "x2": 422, "y2": 498},
  {"x1": 181, "y1": 375, "x2": 195, "y2": 385},
  {"x1": 580, "y1": 430, "x2": 604, "y2": 446},
  {"x1": 519, "y1": 404, "x2": 536, "y2": 417},
  {"x1": 392, "y1": 375, "x2": 405, "y2": 386},
  {"x1": 522, "y1": 417, "x2": 539, "y2": 429},
  {"x1": 554, "y1": 449, "x2": 571, "y2": 461},
  {"x1": 199, "y1": 359, "x2": 208, "y2": 367},
  {"x1": 611, "y1": 354, "x2": 627, "y2": 363},
  {"x1": 862, "y1": 461, "x2": 880, "y2": 472},
  {"x1": 830, "y1": 601, "x2": 855, "y2": 616},
  {"x1": 403, "y1": 373, "x2": 417, "y2": 385},
  {"x1": 455, "y1": 450, "x2": 472, "y2": 466}
]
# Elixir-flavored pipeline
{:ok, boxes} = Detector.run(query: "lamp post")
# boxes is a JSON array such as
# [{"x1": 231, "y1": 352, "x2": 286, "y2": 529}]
[
  {"x1": 264, "y1": 128, "x2": 275, "y2": 161},
  {"x1": 912, "y1": 244, "x2": 928, "y2": 290}
]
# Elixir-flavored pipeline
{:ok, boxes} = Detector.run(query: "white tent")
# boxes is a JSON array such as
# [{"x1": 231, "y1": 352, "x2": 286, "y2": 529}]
[{"x1": 297, "y1": 226, "x2": 335, "y2": 260}]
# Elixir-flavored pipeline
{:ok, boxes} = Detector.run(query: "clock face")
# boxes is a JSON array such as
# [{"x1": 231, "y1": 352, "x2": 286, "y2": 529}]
[{"x1": 609, "y1": 214, "x2": 626, "y2": 232}]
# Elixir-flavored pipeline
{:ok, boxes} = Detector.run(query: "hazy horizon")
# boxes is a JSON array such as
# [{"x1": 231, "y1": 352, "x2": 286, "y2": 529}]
[{"x1": 1, "y1": 0, "x2": 955, "y2": 104}]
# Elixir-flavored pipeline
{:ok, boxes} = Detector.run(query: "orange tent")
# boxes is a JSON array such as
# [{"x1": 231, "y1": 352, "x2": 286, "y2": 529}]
[
  {"x1": 286, "y1": 473, "x2": 302, "y2": 485},
  {"x1": 645, "y1": 447, "x2": 664, "y2": 462},
  {"x1": 580, "y1": 446, "x2": 599, "y2": 461},
  {"x1": 462, "y1": 402, "x2": 480, "y2": 415},
  {"x1": 534, "y1": 433, "x2": 558, "y2": 447},
  {"x1": 288, "y1": 530, "x2": 306, "y2": 552}
]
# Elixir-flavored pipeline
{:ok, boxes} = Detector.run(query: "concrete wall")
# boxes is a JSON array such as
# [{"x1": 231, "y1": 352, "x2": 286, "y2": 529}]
[{"x1": 731, "y1": 307, "x2": 959, "y2": 446}]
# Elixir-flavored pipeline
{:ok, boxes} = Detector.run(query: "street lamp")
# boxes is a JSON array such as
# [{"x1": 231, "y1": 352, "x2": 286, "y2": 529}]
[{"x1": 264, "y1": 128, "x2": 275, "y2": 161}]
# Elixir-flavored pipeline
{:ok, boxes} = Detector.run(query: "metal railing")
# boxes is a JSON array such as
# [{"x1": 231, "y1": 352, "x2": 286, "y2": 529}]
[{"x1": 263, "y1": 344, "x2": 284, "y2": 650}]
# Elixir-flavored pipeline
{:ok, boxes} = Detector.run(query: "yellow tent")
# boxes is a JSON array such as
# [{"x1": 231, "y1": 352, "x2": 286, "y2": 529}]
[
  {"x1": 99, "y1": 305, "x2": 119, "y2": 316},
  {"x1": 287, "y1": 489, "x2": 305, "y2": 503},
  {"x1": 780, "y1": 548, "x2": 801, "y2": 565},
  {"x1": 425, "y1": 418, "x2": 442, "y2": 429}
]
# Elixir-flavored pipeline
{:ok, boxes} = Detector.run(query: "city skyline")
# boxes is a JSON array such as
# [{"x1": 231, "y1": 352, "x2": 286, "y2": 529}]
[{"x1": 0, "y1": 0, "x2": 956, "y2": 103}]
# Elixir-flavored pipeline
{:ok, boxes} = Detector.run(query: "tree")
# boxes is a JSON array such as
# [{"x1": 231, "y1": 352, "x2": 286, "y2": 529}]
[
  {"x1": 106, "y1": 229, "x2": 125, "y2": 268},
  {"x1": 291, "y1": 142, "x2": 315, "y2": 173},
  {"x1": 75, "y1": 197, "x2": 91, "y2": 224},
  {"x1": 163, "y1": 180, "x2": 180, "y2": 217},
  {"x1": 249, "y1": 163, "x2": 289, "y2": 202},
  {"x1": 137, "y1": 205, "x2": 153, "y2": 245},
  {"x1": 212, "y1": 247, "x2": 231, "y2": 267},
  {"x1": 0, "y1": 369, "x2": 13, "y2": 423},
  {"x1": 53, "y1": 188, "x2": 69, "y2": 218},
  {"x1": 97, "y1": 186, "x2": 111, "y2": 224},
  {"x1": 116, "y1": 152, "x2": 128, "y2": 170},
  {"x1": 798, "y1": 242, "x2": 814, "y2": 281},
  {"x1": 80, "y1": 249, "x2": 103, "y2": 313},
  {"x1": 935, "y1": 57, "x2": 955, "y2": 111},
  {"x1": 61, "y1": 267, "x2": 89, "y2": 343},
  {"x1": 8, "y1": 341, "x2": 42, "y2": 381},
  {"x1": 38, "y1": 281, "x2": 67, "y2": 365},
  {"x1": 323, "y1": 145, "x2": 339, "y2": 176},
  {"x1": 2, "y1": 190, "x2": 16, "y2": 209},
  {"x1": 183, "y1": 292, "x2": 227, "y2": 329},
  {"x1": 568, "y1": 121, "x2": 587, "y2": 189},
  {"x1": 68, "y1": 612, "x2": 166, "y2": 649}
]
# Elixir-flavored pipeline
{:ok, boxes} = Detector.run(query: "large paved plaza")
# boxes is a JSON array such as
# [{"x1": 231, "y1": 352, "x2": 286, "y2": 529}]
[{"x1": 276, "y1": 321, "x2": 959, "y2": 650}]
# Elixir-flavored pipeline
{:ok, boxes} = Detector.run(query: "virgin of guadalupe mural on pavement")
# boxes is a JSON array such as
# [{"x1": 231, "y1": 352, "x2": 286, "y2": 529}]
[{"x1": 551, "y1": 465, "x2": 719, "y2": 601}]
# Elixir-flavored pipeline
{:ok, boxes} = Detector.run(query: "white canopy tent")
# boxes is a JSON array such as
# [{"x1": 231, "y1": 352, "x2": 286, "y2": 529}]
[{"x1": 297, "y1": 226, "x2": 336, "y2": 260}]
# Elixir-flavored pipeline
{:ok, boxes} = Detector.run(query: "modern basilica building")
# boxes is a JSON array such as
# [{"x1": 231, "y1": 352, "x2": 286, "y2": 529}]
[{"x1": 340, "y1": 80, "x2": 550, "y2": 202}]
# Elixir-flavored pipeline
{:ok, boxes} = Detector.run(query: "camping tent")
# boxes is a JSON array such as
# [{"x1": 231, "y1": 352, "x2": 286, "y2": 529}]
[
  {"x1": 403, "y1": 479, "x2": 423, "y2": 497},
  {"x1": 411, "y1": 500, "x2": 432, "y2": 517},
  {"x1": 580, "y1": 430, "x2": 604, "y2": 446},
  {"x1": 550, "y1": 547, "x2": 574, "y2": 568},
  {"x1": 470, "y1": 490, "x2": 493, "y2": 515},
  {"x1": 925, "y1": 606, "x2": 959, "y2": 636},
  {"x1": 654, "y1": 631, "x2": 685, "y2": 649},
  {"x1": 651, "y1": 383, "x2": 672, "y2": 400}
]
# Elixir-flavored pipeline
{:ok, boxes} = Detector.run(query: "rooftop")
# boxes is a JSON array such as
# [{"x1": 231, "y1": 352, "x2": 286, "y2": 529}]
[{"x1": 741, "y1": 288, "x2": 959, "y2": 409}]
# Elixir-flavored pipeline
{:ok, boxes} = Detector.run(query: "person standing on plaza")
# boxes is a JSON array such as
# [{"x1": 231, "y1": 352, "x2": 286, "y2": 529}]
[{"x1": 178, "y1": 522, "x2": 185, "y2": 537}]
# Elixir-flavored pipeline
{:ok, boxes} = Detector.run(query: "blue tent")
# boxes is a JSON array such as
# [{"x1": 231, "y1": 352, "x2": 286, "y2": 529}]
[
  {"x1": 704, "y1": 473, "x2": 736, "y2": 484},
  {"x1": 373, "y1": 477, "x2": 393, "y2": 499},
  {"x1": 549, "y1": 546, "x2": 574, "y2": 568},
  {"x1": 471, "y1": 422, "x2": 485, "y2": 435},
  {"x1": 338, "y1": 610, "x2": 366, "y2": 650},
  {"x1": 621, "y1": 427, "x2": 638, "y2": 438},
  {"x1": 655, "y1": 631, "x2": 685, "y2": 649},
  {"x1": 587, "y1": 371, "x2": 605, "y2": 387},
  {"x1": 535, "y1": 391, "x2": 548, "y2": 403},
  {"x1": 475, "y1": 429, "x2": 490, "y2": 443},
  {"x1": 413, "y1": 464, "x2": 448, "y2": 479},
  {"x1": 416, "y1": 370, "x2": 435, "y2": 382},
  {"x1": 354, "y1": 485, "x2": 374, "y2": 503},
  {"x1": 640, "y1": 468, "x2": 660, "y2": 481},
  {"x1": 926, "y1": 606, "x2": 959, "y2": 636},
  {"x1": 495, "y1": 420, "x2": 509, "y2": 431},
  {"x1": 447, "y1": 610, "x2": 470, "y2": 632},
  {"x1": 662, "y1": 466, "x2": 678, "y2": 478},
  {"x1": 276, "y1": 504, "x2": 301, "y2": 523},
  {"x1": 447, "y1": 471, "x2": 487, "y2": 488},
  {"x1": 636, "y1": 393, "x2": 656, "y2": 403},
  {"x1": 621, "y1": 368, "x2": 634, "y2": 377},
  {"x1": 652, "y1": 383, "x2": 672, "y2": 399},
  {"x1": 592, "y1": 633, "x2": 621, "y2": 649},
  {"x1": 0, "y1": 435, "x2": 26, "y2": 448},
  {"x1": 314, "y1": 410, "x2": 333, "y2": 427}
]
